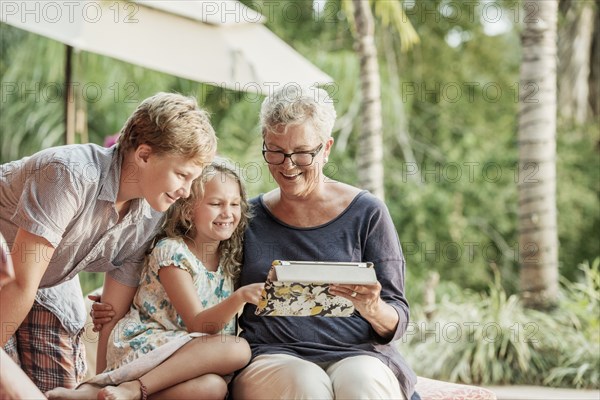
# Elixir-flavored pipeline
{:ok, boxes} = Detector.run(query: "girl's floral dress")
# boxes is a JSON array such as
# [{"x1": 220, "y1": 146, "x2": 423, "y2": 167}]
[{"x1": 105, "y1": 237, "x2": 234, "y2": 371}]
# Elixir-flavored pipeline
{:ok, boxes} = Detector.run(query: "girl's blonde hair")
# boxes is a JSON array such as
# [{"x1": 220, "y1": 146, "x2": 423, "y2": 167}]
[{"x1": 155, "y1": 158, "x2": 250, "y2": 281}]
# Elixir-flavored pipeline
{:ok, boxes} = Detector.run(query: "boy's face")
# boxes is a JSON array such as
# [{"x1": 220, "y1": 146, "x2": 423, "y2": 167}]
[
  {"x1": 140, "y1": 153, "x2": 204, "y2": 212},
  {"x1": 190, "y1": 173, "x2": 242, "y2": 245}
]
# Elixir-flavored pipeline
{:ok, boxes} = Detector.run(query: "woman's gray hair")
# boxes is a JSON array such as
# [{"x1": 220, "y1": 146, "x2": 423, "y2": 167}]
[{"x1": 260, "y1": 85, "x2": 337, "y2": 142}]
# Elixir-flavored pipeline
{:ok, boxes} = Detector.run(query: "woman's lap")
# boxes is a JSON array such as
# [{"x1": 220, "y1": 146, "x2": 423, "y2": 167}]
[{"x1": 231, "y1": 353, "x2": 404, "y2": 400}]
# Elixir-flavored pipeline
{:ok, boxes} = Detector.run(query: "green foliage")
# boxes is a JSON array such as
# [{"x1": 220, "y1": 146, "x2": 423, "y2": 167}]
[
  {"x1": 241, "y1": 0, "x2": 352, "y2": 51},
  {"x1": 382, "y1": 0, "x2": 525, "y2": 290},
  {"x1": 545, "y1": 259, "x2": 600, "y2": 388},
  {"x1": 79, "y1": 272, "x2": 105, "y2": 297},
  {"x1": 404, "y1": 261, "x2": 600, "y2": 388},
  {"x1": 556, "y1": 123, "x2": 600, "y2": 282},
  {"x1": 1, "y1": 30, "x2": 65, "y2": 161}
]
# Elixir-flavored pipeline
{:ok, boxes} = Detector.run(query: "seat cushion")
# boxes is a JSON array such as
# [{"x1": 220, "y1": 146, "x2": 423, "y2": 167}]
[{"x1": 415, "y1": 376, "x2": 497, "y2": 400}]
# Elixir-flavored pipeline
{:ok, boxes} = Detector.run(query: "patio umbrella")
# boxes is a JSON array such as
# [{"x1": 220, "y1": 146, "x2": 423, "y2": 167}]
[{"x1": 0, "y1": 0, "x2": 333, "y2": 142}]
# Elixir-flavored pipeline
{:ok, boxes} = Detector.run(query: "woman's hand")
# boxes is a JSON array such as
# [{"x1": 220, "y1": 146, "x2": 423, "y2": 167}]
[
  {"x1": 88, "y1": 294, "x2": 115, "y2": 332},
  {"x1": 329, "y1": 282, "x2": 384, "y2": 318},
  {"x1": 235, "y1": 283, "x2": 265, "y2": 305},
  {"x1": 330, "y1": 280, "x2": 399, "y2": 339}
]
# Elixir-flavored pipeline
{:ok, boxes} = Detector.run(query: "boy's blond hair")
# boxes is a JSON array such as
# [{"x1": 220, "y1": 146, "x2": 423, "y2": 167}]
[{"x1": 118, "y1": 92, "x2": 217, "y2": 165}]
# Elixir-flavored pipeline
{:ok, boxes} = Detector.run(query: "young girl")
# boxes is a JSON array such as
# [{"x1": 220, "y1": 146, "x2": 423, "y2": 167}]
[{"x1": 47, "y1": 159, "x2": 264, "y2": 400}]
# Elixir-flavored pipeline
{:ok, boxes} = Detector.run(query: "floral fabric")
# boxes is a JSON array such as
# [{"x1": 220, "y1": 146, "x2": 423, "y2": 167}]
[
  {"x1": 105, "y1": 237, "x2": 234, "y2": 371},
  {"x1": 255, "y1": 267, "x2": 355, "y2": 317}
]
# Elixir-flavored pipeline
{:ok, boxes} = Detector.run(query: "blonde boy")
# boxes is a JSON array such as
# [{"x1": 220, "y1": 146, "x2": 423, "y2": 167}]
[{"x1": 0, "y1": 92, "x2": 217, "y2": 391}]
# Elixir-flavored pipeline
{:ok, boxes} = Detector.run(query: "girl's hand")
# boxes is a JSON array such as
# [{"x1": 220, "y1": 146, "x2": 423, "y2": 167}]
[
  {"x1": 236, "y1": 283, "x2": 265, "y2": 305},
  {"x1": 329, "y1": 281, "x2": 384, "y2": 318},
  {"x1": 88, "y1": 294, "x2": 116, "y2": 332}
]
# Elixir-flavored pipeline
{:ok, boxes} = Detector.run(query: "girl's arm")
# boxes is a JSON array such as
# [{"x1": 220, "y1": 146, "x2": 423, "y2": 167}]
[
  {"x1": 95, "y1": 274, "x2": 137, "y2": 374},
  {"x1": 159, "y1": 266, "x2": 263, "y2": 335}
]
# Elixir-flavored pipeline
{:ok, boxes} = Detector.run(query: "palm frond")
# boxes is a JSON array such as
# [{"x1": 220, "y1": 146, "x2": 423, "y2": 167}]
[
  {"x1": 372, "y1": 0, "x2": 420, "y2": 52},
  {"x1": 339, "y1": 0, "x2": 419, "y2": 52}
]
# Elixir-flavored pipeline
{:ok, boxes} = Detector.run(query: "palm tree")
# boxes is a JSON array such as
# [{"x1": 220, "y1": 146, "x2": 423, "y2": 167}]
[
  {"x1": 557, "y1": 0, "x2": 596, "y2": 124},
  {"x1": 352, "y1": 0, "x2": 384, "y2": 198},
  {"x1": 517, "y1": 0, "x2": 559, "y2": 309},
  {"x1": 343, "y1": 0, "x2": 419, "y2": 200},
  {"x1": 590, "y1": 1, "x2": 600, "y2": 119}
]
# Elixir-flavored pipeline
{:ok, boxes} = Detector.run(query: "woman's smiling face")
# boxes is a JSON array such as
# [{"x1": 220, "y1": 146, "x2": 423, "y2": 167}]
[{"x1": 263, "y1": 124, "x2": 330, "y2": 199}]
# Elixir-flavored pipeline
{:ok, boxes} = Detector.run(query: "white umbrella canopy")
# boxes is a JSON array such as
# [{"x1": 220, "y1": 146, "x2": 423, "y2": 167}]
[
  {"x1": 1, "y1": 0, "x2": 332, "y2": 93},
  {"x1": 1, "y1": 0, "x2": 333, "y2": 142}
]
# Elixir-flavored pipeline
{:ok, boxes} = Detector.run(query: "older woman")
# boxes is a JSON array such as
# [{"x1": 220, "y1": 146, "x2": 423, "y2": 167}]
[{"x1": 231, "y1": 85, "x2": 416, "y2": 400}]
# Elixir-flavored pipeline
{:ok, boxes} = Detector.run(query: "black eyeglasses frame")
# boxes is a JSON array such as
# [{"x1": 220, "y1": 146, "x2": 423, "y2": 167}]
[{"x1": 261, "y1": 142, "x2": 324, "y2": 166}]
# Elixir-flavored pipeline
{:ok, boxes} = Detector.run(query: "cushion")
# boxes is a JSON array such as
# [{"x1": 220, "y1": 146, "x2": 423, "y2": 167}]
[{"x1": 415, "y1": 376, "x2": 497, "y2": 400}]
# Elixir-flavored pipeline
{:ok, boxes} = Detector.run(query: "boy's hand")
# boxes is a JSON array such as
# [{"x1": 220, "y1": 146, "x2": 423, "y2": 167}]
[{"x1": 88, "y1": 294, "x2": 116, "y2": 332}]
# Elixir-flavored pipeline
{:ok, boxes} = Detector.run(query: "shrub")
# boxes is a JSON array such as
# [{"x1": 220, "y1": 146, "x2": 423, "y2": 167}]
[
  {"x1": 402, "y1": 260, "x2": 600, "y2": 388},
  {"x1": 544, "y1": 259, "x2": 600, "y2": 388}
]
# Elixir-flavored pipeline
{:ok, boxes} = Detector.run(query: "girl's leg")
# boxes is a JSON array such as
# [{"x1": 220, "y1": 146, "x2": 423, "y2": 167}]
[
  {"x1": 99, "y1": 375, "x2": 227, "y2": 400},
  {"x1": 46, "y1": 383, "x2": 102, "y2": 400},
  {"x1": 98, "y1": 335, "x2": 249, "y2": 399},
  {"x1": 151, "y1": 374, "x2": 227, "y2": 400}
]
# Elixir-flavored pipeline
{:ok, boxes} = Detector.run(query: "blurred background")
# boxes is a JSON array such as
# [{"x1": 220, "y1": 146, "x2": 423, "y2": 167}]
[{"x1": 1, "y1": 0, "x2": 598, "y2": 390}]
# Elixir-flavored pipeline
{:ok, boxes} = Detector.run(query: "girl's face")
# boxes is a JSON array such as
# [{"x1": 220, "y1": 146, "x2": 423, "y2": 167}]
[{"x1": 190, "y1": 172, "x2": 242, "y2": 245}]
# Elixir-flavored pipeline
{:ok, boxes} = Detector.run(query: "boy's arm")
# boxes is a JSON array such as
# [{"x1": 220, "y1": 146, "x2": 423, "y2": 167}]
[
  {"x1": 95, "y1": 274, "x2": 136, "y2": 374},
  {"x1": 0, "y1": 229, "x2": 54, "y2": 346}
]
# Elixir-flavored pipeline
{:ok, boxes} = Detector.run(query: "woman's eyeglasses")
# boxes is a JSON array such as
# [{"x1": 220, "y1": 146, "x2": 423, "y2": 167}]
[{"x1": 262, "y1": 143, "x2": 324, "y2": 166}]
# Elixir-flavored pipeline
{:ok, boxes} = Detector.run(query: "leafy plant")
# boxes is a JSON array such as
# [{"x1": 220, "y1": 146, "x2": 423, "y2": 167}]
[
  {"x1": 544, "y1": 259, "x2": 600, "y2": 388},
  {"x1": 403, "y1": 262, "x2": 600, "y2": 388}
]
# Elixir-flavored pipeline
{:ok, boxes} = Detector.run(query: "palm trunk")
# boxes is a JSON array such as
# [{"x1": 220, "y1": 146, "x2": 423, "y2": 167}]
[
  {"x1": 352, "y1": 0, "x2": 384, "y2": 199},
  {"x1": 557, "y1": 0, "x2": 595, "y2": 124},
  {"x1": 589, "y1": 1, "x2": 600, "y2": 118},
  {"x1": 518, "y1": 0, "x2": 559, "y2": 309}
]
